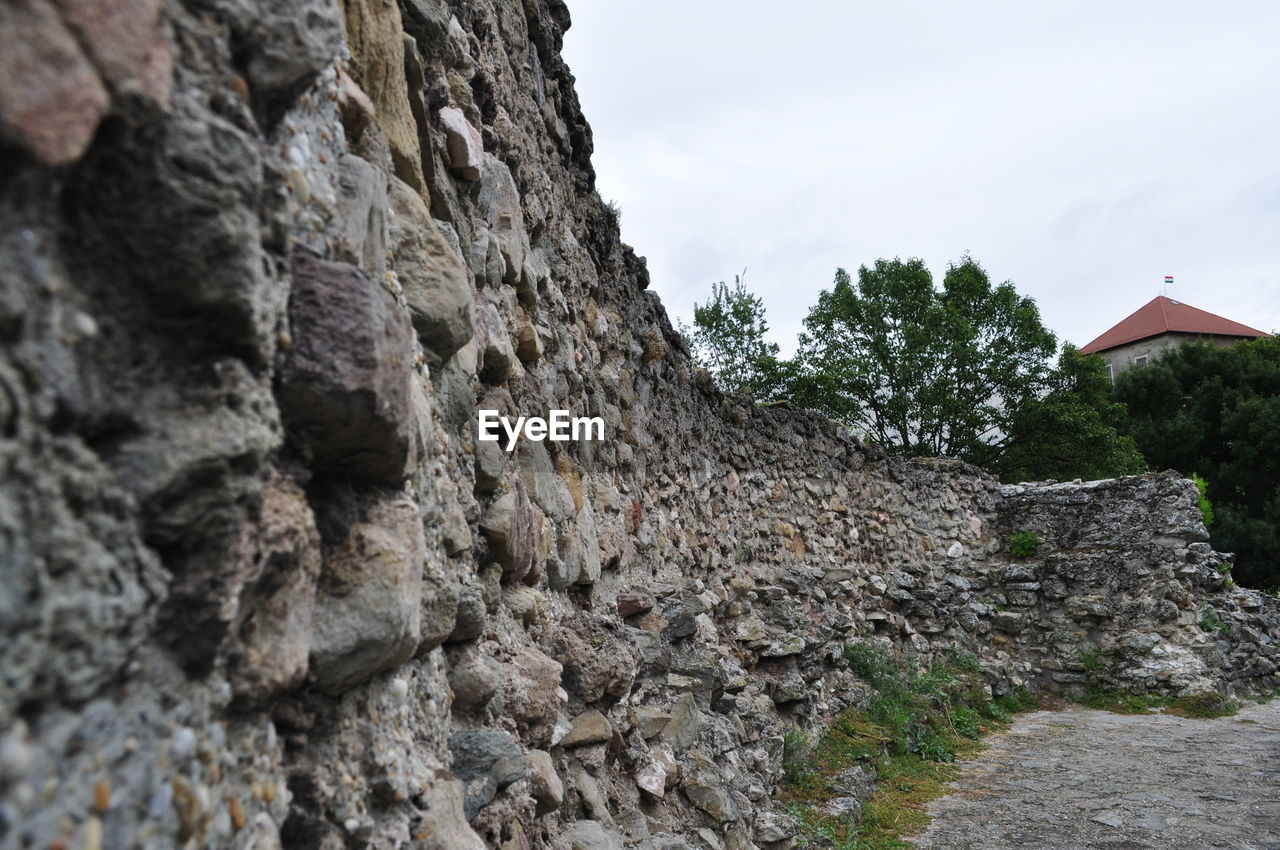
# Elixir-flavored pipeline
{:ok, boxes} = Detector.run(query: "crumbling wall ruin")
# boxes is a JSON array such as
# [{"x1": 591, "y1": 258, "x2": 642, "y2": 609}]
[{"x1": 1, "y1": 1, "x2": 1277, "y2": 849}]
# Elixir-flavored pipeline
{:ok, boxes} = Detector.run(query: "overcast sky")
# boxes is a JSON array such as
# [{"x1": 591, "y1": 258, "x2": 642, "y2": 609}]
[{"x1": 561, "y1": 1, "x2": 1280, "y2": 355}]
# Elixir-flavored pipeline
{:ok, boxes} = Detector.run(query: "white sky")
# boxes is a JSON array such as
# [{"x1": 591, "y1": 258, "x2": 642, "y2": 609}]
[{"x1": 561, "y1": 1, "x2": 1280, "y2": 355}]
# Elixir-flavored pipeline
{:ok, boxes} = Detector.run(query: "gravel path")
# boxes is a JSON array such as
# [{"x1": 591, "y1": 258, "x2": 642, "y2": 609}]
[{"x1": 913, "y1": 700, "x2": 1280, "y2": 849}]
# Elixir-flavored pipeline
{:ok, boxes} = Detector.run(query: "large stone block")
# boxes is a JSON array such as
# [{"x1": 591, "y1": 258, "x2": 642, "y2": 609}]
[
  {"x1": 72, "y1": 97, "x2": 277, "y2": 358},
  {"x1": 417, "y1": 778, "x2": 486, "y2": 850},
  {"x1": 333, "y1": 153, "x2": 388, "y2": 277},
  {"x1": 419, "y1": 550, "x2": 460, "y2": 654},
  {"x1": 341, "y1": 0, "x2": 426, "y2": 192},
  {"x1": 495, "y1": 647, "x2": 563, "y2": 746},
  {"x1": 387, "y1": 175, "x2": 474, "y2": 362},
  {"x1": 477, "y1": 154, "x2": 528, "y2": 285},
  {"x1": 478, "y1": 482, "x2": 536, "y2": 580},
  {"x1": 278, "y1": 253, "x2": 414, "y2": 485},
  {"x1": 54, "y1": 0, "x2": 172, "y2": 105},
  {"x1": 308, "y1": 494, "x2": 423, "y2": 693},
  {"x1": 438, "y1": 106, "x2": 483, "y2": 181},
  {"x1": 213, "y1": 0, "x2": 341, "y2": 108},
  {"x1": 228, "y1": 474, "x2": 323, "y2": 705},
  {"x1": 548, "y1": 620, "x2": 636, "y2": 704},
  {"x1": 474, "y1": 295, "x2": 516, "y2": 384},
  {"x1": 0, "y1": 0, "x2": 108, "y2": 165}
]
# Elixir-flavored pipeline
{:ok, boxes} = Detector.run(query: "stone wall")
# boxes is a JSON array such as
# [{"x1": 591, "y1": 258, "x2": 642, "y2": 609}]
[{"x1": 1, "y1": 1, "x2": 1278, "y2": 849}]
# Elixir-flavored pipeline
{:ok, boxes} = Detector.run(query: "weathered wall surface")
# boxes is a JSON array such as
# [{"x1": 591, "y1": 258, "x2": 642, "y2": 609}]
[{"x1": 1, "y1": 1, "x2": 1278, "y2": 849}]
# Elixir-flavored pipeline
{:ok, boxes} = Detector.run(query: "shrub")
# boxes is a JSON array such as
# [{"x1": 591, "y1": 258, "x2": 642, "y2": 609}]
[
  {"x1": 1200, "y1": 605, "x2": 1231, "y2": 636},
  {"x1": 1169, "y1": 692, "x2": 1237, "y2": 719},
  {"x1": 782, "y1": 643, "x2": 1039, "y2": 849},
  {"x1": 1077, "y1": 647, "x2": 1104, "y2": 674},
  {"x1": 782, "y1": 726, "x2": 813, "y2": 786},
  {"x1": 1192, "y1": 473, "x2": 1215, "y2": 527},
  {"x1": 948, "y1": 648, "x2": 981, "y2": 674},
  {"x1": 1009, "y1": 530, "x2": 1040, "y2": 559}
]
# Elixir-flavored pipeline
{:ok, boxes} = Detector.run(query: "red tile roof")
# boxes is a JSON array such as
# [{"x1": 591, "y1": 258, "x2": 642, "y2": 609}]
[{"x1": 1079, "y1": 296, "x2": 1269, "y2": 355}]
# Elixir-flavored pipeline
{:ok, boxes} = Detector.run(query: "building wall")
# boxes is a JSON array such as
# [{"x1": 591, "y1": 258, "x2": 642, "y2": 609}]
[{"x1": 1101, "y1": 333, "x2": 1251, "y2": 377}]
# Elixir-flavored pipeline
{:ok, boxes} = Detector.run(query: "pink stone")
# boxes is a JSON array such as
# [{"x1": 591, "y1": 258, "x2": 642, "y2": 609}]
[
  {"x1": 55, "y1": 0, "x2": 173, "y2": 106},
  {"x1": 0, "y1": 0, "x2": 109, "y2": 165},
  {"x1": 617, "y1": 589, "x2": 656, "y2": 619}
]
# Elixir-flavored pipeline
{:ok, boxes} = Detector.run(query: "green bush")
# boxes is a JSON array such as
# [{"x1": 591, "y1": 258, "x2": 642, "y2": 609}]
[
  {"x1": 1112, "y1": 337, "x2": 1280, "y2": 587},
  {"x1": 1170, "y1": 692, "x2": 1237, "y2": 719},
  {"x1": 782, "y1": 643, "x2": 1039, "y2": 849},
  {"x1": 782, "y1": 726, "x2": 813, "y2": 786},
  {"x1": 1077, "y1": 647, "x2": 1104, "y2": 674},
  {"x1": 1192, "y1": 473, "x2": 1215, "y2": 527},
  {"x1": 1200, "y1": 605, "x2": 1231, "y2": 636},
  {"x1": 842, "y1": 642, "x2": 1021, "y2": 763},
  {"x1": 1009, "y1": 530, "x2": 1040, "y2": 559}
]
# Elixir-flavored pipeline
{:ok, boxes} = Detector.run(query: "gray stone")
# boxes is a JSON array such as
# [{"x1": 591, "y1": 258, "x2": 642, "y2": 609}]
[
  {"x1": 419, "y1": 553, "x2": 461, "y2": 654},
  {"x1": 824, "y1": 796, "x2": 862, "y2": 821},
  {"x1": 556, "y1": 821, "x2": 625, "y2": 850},
  {"x1": 438, "y1": 106, "x2": 484, "y2": 180},
  {"x1": 387, "y1": 175, "x2": 474, "y2": 363},
  {"x1": 227, "y1": 475, "x2": 322, "y2": 705},
  {"x1": 476, "y1": 297, "x2": 516, "y2": 384},
  {"x1": 755, "y1": 810, "x2": 799, "y2": 843},
  {"x1": 549, "y1": 624, "x2": 636, "y2": 704},
  {"x1": 479, "y1": 483, "x2": 535, "y2": 580},
  {"x1": 477, "y1": 154, "x2": 528, "y2": 283},
  {"x1": 449, "y1": 729, "x2": 521, "y2": 782},
  {"x1": 569, "y1": 762, "x2": 613, "y2": 824},
  {"x1": 308, "y1": 495, "x2": 424, "y2": 693},
  {"x1": 557, "y1": 709, "x2": 613, "y2": 748},
  {"x1": 526, "y1": 749, "x2": 564, "y2": 814},
  {"x1": 448, "y1": 654, "x2": 503, "y2": 712},
  {"x1": 496, "y1": 647, "x2": 564, "y2": 746},
  {"x1": 683, "y1": 772, "x2": 739, "y2": 822},
  {"x1": 278, "y1": 253, "x2": 414, "y2": 484},
  {"x1": 634, "y1": 706, "x2": 671, "y2": 739},
  {"x1": 829, "y1": 766, "x2": 874, "y2": 801},
  {"x1": 448, "y1": 583, "x2": 487, "y2": 643},
  {"x1": 333, "y1": 154, "x2": 387, "y2": 276},
  {"x1": 660, "y1": 693, "x2": 701, "y2": 752},
  {"x1": 518, "y1": 438, "x2": 578, "y2": 522},
  {"x1": 634, "y1": 758, "x2": 667, "y2": 798},
  {"x1": 417, "y1": 779, "x2": 487, "y2": 850}
]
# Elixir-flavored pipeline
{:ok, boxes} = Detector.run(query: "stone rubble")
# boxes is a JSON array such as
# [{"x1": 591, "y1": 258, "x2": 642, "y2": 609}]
[{"x1": 1, "y1": 1, "x2": 1279, "y2": 849}]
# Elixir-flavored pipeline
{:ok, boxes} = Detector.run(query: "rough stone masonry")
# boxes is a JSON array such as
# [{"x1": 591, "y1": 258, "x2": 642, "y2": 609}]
[{"x1": 0, "y1": 1, "x2": 1278, "y2": 848}]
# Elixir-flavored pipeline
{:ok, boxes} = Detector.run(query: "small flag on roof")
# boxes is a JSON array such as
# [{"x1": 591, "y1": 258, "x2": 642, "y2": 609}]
[{"x1": 1164, "y1": 275, "x2": 1175, "y2": 284}]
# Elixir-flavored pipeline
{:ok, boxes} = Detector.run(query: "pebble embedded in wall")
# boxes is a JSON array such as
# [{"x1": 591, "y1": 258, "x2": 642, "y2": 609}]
[{"x1": 477, "y1": 409, "x2": 606, "y2": 451}]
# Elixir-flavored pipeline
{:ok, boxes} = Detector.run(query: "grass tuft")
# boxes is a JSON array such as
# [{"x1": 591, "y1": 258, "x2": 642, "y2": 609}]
[
  {"x1": 780, "y1": 641, "x2": 1038, "y2": 849},
  {"x1": 1076, "y1": 685, "x2": 1238, "y2": 718}
]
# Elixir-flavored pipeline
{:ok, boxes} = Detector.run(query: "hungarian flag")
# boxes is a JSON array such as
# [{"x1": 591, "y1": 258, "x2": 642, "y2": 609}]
[{"x1": 1164, "y1": 275, "x2": 1175, "y2": 284}]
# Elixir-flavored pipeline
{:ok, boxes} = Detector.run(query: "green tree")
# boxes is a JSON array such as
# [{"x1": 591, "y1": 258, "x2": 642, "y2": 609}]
[
  {"x1": 993, "y1": 345, "x2": 1147, "y2": 482},
  {"x1": 792, "y1": 256, "x2": 1058, "y2": 461},
  {"x1": 1113, "y1": 336, "x2": 1280, "y2": 587},
  {"x1": 680, "y1": 274, "x2": 784, "y2": 397}
]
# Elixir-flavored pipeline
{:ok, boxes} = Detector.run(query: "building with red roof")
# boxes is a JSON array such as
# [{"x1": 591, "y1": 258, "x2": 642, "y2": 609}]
[{"x1": 1080, "y1": 296, "x2": 1269, "y2": 378}]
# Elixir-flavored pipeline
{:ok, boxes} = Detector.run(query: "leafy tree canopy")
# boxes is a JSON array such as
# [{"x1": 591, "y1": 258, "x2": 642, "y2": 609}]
[
  {"x1": 681, "y1": 258, "x2": 1148, "y2": 488},
  {"x1": 680, "y1": 274, "x2": 785, "y2": 397},
  {"x1": 994, "y1": 345, "x2": 1147, "y2": 483},
  {"x1": 792, "y1": 256, "x2": 1059, "y2": 463},
  {"x1": 1113, "y1": 336, "x2": 1280, "y2": 587}
]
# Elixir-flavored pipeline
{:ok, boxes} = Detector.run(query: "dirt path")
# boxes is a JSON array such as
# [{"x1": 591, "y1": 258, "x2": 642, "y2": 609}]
[{"x1": 913, "y1": 700, "x2": 1280, "y2": 849}]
